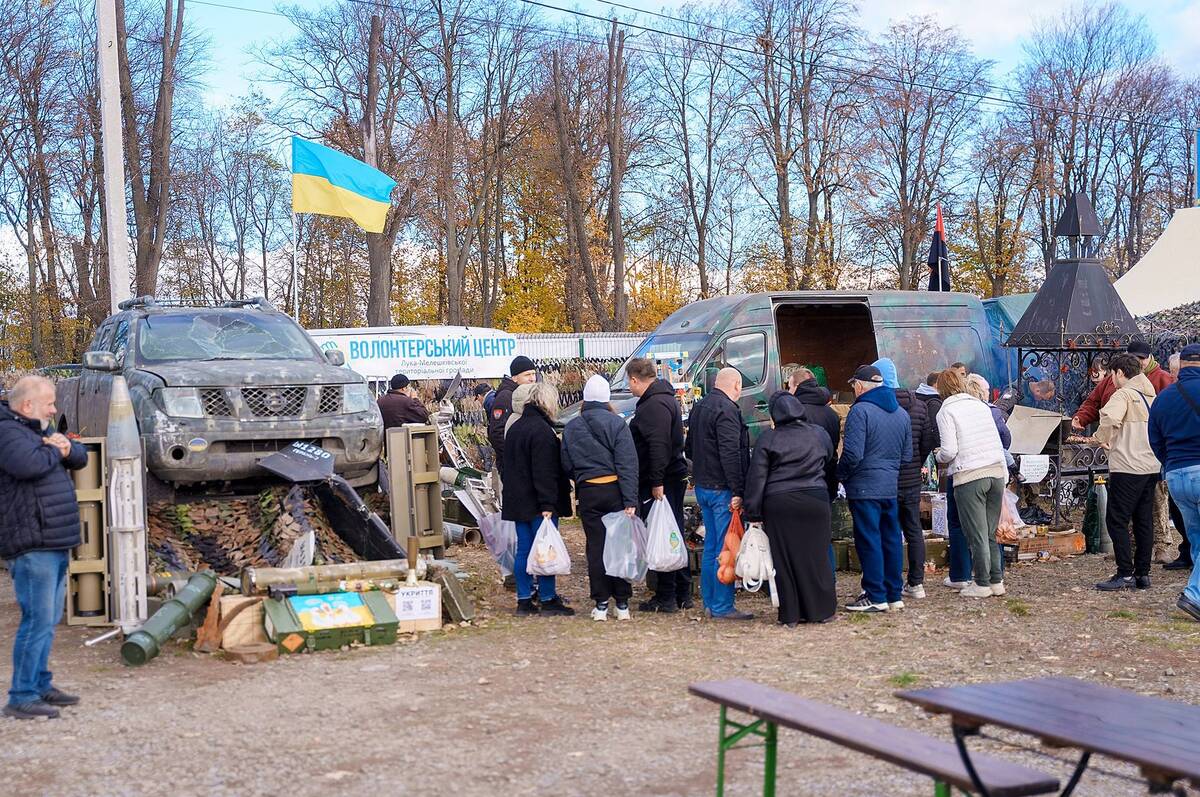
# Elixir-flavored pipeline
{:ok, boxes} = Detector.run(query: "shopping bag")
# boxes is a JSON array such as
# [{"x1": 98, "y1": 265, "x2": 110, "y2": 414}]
[
  {"x1": 527, "y1": 517, "x2": 571, "y2": 576},
  {"x1": 736, "y1": 522, "x2": 779, "y2": 607},
  {"x1": 479, "y1": 512, "x2": 517, "y2": 576},
  {"x1": 645, "y1": 499, "x2": 687, "y2": 572},
  {"x1": 717, "y1": 510, "x2": 744, "y2": 586},
  {"x1": 602, "y1": 511, "x2": 648, "y2": 582}
]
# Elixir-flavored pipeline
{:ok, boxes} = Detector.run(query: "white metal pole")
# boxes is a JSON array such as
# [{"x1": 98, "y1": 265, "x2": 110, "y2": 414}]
[
  {"x1": 292, "y1": 212, "x2": 299, "y2": 321},
  {"x1": 96, "y1": 0, "x2": 131, "y2": 310}
]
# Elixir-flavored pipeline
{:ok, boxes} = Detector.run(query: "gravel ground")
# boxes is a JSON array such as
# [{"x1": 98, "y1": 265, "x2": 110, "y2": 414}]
[{"x1": 1, "y1": 522, "x2": 1197, "y2": 797}]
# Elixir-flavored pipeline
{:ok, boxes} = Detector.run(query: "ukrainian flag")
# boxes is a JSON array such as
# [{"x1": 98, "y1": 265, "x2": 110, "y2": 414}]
[{"x1": 291, "y1": 137, "x2": 397, "y2": 234}]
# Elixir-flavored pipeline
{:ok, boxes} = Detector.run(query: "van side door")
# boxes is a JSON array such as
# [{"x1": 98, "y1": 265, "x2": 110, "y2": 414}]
[{"x1": 703, "y1": 328, "x2": 773, "y2": 441}]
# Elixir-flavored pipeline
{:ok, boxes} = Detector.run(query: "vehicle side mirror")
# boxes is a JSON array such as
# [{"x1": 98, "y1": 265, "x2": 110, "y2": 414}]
[
  {"x1": 324, "y1": 349, "x2": 346, "y2": 366},
  {"x1": 83, "y1": 351, "x2": 120, "y2": 372}
]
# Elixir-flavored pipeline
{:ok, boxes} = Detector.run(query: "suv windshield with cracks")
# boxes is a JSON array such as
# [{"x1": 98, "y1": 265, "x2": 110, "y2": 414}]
[{"x1": 137, "y1": 313, "x2": 319, "y2": 364}]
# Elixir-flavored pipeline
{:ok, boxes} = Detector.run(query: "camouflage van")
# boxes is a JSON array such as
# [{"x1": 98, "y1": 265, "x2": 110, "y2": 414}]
[{"x1": 565, "y1": 291, "x2": 1001, "y2": 441}]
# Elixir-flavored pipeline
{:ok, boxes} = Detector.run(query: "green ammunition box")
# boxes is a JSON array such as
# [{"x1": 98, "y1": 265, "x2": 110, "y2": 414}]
[{"x1": 262, "y1": 590, "x2": 399, "y2": 654}]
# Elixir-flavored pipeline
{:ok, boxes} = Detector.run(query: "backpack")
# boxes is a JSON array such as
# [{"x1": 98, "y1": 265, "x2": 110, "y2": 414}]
[{"x1": 482, "y1": 389, "x2": 496, "y2": 413}]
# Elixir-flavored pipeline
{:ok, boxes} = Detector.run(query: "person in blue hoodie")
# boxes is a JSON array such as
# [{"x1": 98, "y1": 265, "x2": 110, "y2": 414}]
[
  {"x1": 838, "y1": 364, "x2": 912, "y2": 613},
  {"x1": 1149, "y1": 344, "x2": 1200, "y2": 622}
]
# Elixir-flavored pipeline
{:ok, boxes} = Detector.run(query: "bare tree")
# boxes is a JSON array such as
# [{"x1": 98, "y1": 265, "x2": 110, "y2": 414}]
[
  {"x1": 864, "y1": 16, "x2": 989, "y2": 289},
  {"x1": 604, "y1": 19, "x2": 629, "y2": 329}
]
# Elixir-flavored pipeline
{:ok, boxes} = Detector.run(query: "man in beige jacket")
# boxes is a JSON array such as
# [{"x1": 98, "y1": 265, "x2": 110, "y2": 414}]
[{"x1": 1094, "y1": 353, "x2": 1162, "y2": 591}]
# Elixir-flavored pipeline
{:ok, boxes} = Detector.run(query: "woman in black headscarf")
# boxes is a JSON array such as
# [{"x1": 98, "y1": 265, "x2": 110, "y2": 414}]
[{"x1": 744, "y1": 391, "x2": 839, "y2": 625}]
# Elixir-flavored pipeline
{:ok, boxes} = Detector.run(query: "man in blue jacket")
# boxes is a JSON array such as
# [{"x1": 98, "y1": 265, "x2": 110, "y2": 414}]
[
  {"x1": 1149, "y1": 344, "x2": 1200, "y2": 622},
  {"x1": 838, "y1": 365, "x2": 912, "y2": 613},
  {"x1": 1, "y1": 376, "x2": 88, "y2": 719}
]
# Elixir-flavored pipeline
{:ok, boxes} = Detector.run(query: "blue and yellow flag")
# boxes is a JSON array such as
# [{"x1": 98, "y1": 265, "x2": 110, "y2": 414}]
[{"x1": 291, "y1": 137, "x2": 397, "y2": 234}]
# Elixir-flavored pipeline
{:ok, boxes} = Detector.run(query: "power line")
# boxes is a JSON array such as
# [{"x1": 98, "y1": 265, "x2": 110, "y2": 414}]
[
  {"x1": 517, "y1": 0, "x2": 1195, "y2": 134},
  {"x1": 189, "y1": 0, "x2": 1194, "y2": 135}
]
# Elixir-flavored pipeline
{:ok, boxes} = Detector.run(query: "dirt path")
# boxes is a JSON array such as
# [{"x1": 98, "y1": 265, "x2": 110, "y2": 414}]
[{"x1": 1, "y1": 523, "x2": 1197, "y2": 796}]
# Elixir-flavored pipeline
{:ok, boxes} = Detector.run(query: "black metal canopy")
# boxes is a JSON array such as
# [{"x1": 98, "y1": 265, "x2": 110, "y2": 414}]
[{"x1": 1005, "y1": 191, "x2": 1141, "y2": 350}]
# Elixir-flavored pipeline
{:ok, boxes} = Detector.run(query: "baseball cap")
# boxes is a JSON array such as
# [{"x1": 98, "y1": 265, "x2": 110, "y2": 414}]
[
  {"x1": 1181, "y1": 344, "x2": 1200, "y2": 363},
  {"x1": 850, "y1": 365, "x2": 884, "y2": 384},
  {"x1": 1127, "y1": 340, "x2": 1152, "y2": 358},
  {"x1": 472, "y1": 383, "x2": 492, "y2": 397}
]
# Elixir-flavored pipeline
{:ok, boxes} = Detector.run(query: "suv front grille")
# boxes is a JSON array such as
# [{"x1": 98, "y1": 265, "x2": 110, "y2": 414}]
[
  {"x1": 318, "y1": 385, "x2": 342, "y2": 414},
  {"x1": 241, "y1": 386, "x2": 307, "y2": 418},
  {"x1": 201, "y1": 389, "x2": 233, "y2": 417}
]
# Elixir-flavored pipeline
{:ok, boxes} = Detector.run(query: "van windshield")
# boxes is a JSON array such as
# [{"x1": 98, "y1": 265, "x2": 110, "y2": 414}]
[
  {"x1": 137, "y1": 313, "x2": 319, "y2": 363},
  {"x1": 610, "y1": 333, "x2": 712, "y2": 390}
]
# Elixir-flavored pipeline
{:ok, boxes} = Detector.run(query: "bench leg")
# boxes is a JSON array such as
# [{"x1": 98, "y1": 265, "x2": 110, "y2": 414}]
[
  {"x1": 762, "y1": 721, "x2": 777, "y2": 797},
  {"x1": 717, "y1": 707, "x2": 728, "y2": 797},
  {"x1": 714, "y1": 708, "x2": 776, "y2": 797}
]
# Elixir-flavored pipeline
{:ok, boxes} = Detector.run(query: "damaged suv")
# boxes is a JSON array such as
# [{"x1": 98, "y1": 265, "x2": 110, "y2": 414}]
[{"x1": 56, "y1": 297, "x2": 383, "y2": 489}]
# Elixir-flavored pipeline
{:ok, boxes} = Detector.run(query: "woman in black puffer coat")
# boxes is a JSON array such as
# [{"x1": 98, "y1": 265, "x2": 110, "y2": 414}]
[
  {"x1": 502, "y1": 382, "x2": 575, "y2": 617},
  {"x1": 744, "y1": 392, "x2": 839, "y2": 626}
]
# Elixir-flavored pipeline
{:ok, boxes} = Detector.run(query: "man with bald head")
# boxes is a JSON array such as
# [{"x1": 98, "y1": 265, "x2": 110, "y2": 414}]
[
  {"x1": 685, "y1": 367, "x2": 753, "y2": 620},
  {"x1": 1, "y1": 375, "x2": 87, "y2": 719}
]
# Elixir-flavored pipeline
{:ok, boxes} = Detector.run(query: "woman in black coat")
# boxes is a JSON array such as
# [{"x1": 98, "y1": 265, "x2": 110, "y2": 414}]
[
  {"x1": 744, "y1": 391, "x2": 839, "y2": 625},
  {"x1": 502, "y1": 382, "x2": 575, "y2": 617}
]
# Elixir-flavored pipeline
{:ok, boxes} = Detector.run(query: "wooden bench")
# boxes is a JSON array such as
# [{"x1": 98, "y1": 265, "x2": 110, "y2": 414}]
[{"x1": 689, "y1": 679, "x2": 1060, "y2": 797}]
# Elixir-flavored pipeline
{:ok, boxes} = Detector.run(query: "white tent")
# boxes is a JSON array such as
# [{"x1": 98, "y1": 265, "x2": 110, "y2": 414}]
[{"x1": 1116, "y1": 206, "x2": 1200, "y2": 317}]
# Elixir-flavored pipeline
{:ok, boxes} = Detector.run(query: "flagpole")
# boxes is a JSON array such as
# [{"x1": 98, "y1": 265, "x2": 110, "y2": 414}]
[{"x1": 292, "y1": 211, "x2": 299, "y2": 321}]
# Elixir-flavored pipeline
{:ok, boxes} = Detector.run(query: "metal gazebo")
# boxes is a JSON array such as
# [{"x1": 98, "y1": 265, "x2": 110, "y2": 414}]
[{"x1": 1004, "y1": 191, "x2": 1145, "y2": 524}]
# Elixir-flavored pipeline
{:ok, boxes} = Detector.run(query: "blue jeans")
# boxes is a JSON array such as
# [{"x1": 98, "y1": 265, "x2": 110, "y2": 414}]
[
  {"x1": 515, "y1": 518, "x2": 557, "y2": 602},
  {"x1": 8, "y1": 550, "x2": 68, "y2": 706},
  {"x1": 849, "y1": 499, "x2": 904, "y2": 604},
  {"x1": 1166, "y1": 465, "x2": 1200, "y2": 604},
  {"x1": 947, "y1": 487, "x2": 1005, "y2": 583},
  {"x1": 696, "y1": 487, "x2": 736, "y2": 616}
]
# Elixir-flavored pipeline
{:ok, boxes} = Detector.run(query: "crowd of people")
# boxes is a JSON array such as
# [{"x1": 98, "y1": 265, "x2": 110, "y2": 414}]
[{"x1": 479, "y1": 342, "x2": 1200, "y2": 628}]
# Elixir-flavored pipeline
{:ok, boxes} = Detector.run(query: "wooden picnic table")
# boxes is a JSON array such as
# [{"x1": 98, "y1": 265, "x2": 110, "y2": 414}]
[{"x1": 897, "y1": 676, "x2": 1200, "y2": 796}]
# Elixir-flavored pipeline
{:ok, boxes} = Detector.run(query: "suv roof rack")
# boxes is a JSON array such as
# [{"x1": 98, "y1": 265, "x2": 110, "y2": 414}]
[{"x1": 116, "y1": 296, "x2": 277, "y2": 312}]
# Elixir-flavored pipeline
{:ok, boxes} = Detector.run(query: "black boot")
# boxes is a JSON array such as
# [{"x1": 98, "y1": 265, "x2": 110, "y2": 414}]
[
  {"x1": 538, "y1": 596, "x2": 576, "y2": 617},
  {"x1": 1164, "y1": 557, "x2": 1193, "y2": 571},
  {"x1": 515, "y1": 598, "x2": 539, "y2": 616},
  {"x1": 1096, "y1": 574, "x2": 1135, "y2": 591},
  {"x1": 1135, "y1": 575, "x2": 1152, "y2": 590}
]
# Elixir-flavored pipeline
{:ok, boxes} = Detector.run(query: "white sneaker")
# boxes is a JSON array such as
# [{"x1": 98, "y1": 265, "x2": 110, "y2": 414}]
[
  {"x1": 591, "y1": 606, "x2": 609, "y2": 622},
  {"x1": 902, "y1": 584, "x2": 927, "y2": 600},
  {"x1": 943, "y1": 576, "x2": 970, "y2": 590},
  {"x1": 888, "y1": 600, "x2": 905, "y2": 611},
  {"x1": 615, "y1": 605, "x2": 631, "y2": 621},
  {"x1": 961, "y1": 583, "x2": 993, "y2": 598},
  {"x1": 990, "y1": 582, "x2": 1006, "y2": 597}
]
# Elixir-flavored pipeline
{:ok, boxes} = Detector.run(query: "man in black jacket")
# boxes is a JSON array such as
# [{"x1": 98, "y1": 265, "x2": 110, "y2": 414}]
[
  {"x1": 686, "y1": 367, "x2": 753, "y2": 621},
  {"x1": 790, "y1": 368, "x2": 841, "y2": 450},
  {"x1": 487, "y1": 355, "x2": 538, "y2": 500},
  {"x1": 1, "y1": 376, "x2": 88, "y2": 719},
  {"x1": 893, "y1": 378, "x2": 937, "y2": 599},
  {"x1": 627, "y1": 358, "x2": 691, "y2": 612},
  {"x1": 377, "y1": 374, "x2": 429, "y2": 429}
]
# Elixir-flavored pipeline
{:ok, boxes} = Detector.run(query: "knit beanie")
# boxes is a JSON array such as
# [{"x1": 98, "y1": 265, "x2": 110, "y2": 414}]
[
  {"x1": 583, "y1": 374, "x2": 611, "y2": 403},
  {"x1": 509, "y1": 355, "x2": 536, "y2": 378}
]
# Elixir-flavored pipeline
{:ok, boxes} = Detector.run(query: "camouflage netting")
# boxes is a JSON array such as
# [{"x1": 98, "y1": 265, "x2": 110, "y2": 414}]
[{"x1": 148, "y1": 486, "x2": 359, "y2": 575}]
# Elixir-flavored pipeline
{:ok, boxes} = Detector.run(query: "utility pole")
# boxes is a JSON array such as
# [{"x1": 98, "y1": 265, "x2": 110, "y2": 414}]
[{"x1": 97, "y1": 0, "x2": 132, "y2": 310}]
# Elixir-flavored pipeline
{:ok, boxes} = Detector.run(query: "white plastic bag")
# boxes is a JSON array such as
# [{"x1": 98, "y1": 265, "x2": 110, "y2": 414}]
[
  {"x1": 480, "y1": 512, "x2": 517, "y2": 576},
  {"x1": 645, "y1": 499, "x2": 687, "y2": 572},
  {"x1": 602, "y1": 511, "x2": 648, "y2": 582},
  {"x1": 736, "y1": 522, "x2": 779, "y2": 607},
  {"x1": 527, "y1": 517, "x2": 571, "y2": 576}
]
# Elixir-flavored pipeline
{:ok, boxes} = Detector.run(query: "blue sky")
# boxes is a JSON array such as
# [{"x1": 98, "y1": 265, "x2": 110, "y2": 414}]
[{"x1": 189, "y1": 0, "x2": 1200, "y2": 106}]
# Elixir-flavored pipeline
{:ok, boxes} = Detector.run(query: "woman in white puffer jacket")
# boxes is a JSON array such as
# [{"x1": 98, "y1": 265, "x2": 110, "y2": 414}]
[{"x1": 935, "y1": 369, "x2": 1009, "y2": 598}]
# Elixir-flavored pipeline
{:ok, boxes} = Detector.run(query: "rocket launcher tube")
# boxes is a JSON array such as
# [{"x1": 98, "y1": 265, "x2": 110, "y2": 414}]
[{"x1": 121, "y1": 571, "x2": 217, "y2": 666}]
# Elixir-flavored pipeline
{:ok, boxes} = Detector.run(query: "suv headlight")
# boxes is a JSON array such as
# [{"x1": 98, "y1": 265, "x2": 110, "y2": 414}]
[
  {"x1": 342, "y1": 383, "x2": 373, "y2": 414},
  {"x1": 156, "y1": 387, "x2": 204, "y2": 418}
]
